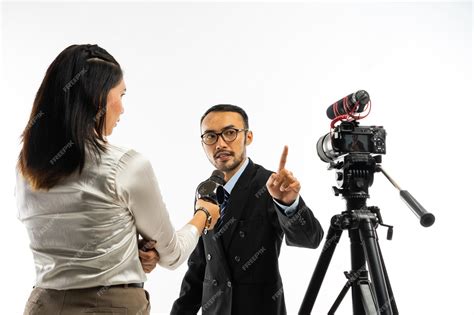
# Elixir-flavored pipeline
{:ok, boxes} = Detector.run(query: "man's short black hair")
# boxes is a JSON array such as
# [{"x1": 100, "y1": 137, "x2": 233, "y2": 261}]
[{"x1": 200, "y1": 104, "x2": 249, "y2": 129}]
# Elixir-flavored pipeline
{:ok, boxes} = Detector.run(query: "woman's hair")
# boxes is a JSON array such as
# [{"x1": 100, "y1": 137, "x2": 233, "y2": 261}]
[{"x1": 17, "y1": 44, "x2": 123, "y2": 190}]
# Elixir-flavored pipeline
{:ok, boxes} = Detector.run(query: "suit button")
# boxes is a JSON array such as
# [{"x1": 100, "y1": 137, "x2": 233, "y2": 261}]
[
  {"x1": 212, "y1": 280, "x2": 218, "y2": 286},
  {"x1": 234, "y1": 256, "x2": 240, "y2": 262},
  {"x1": 227, "y1": 281, "x2": 232, "y2": 288},
  {"x1": 239, "y1": 231, "x2": 245, "y2": 238},
  {"x1": 207, "y1": 254, "x2": 212, "y2": 261}
]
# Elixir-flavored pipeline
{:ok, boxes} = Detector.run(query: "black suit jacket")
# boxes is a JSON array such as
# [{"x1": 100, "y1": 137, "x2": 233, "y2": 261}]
[{"x1": 171, "y1": 159, "x2": 324, "y2": 315}]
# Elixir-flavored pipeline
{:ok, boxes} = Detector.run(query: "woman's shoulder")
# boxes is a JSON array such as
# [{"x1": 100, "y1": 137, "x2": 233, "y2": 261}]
[
  {"x1": 105, "y1": 143, "x2": 134, "y2": 158},
  {"x1": 103, "y1": 143, "x2": 140, "y2": 162},
  {"x1": 93, "y1": 143, "x2": 154, "y2": 195},
  {"x1": 105, "y1": 143, "x2": 152, "y2": 173},
  {"x1": 85, "y1": 143, "x2": 150, "y2": 177}
]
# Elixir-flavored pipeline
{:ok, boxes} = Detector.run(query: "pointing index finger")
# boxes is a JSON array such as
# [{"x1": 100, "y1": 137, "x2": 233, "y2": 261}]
[{"x1": 278, "y1": 145, "x2": 289, "y2": 171}]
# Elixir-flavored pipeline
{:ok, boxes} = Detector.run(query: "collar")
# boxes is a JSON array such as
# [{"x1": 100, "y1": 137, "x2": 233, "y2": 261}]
[{"x1": 223, "y1": 158, "x2": 249, "y2": 194}]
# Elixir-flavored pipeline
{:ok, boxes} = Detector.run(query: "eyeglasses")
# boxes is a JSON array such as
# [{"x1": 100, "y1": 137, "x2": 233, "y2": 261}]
[{"x1": 201, "y1": 128, "x2": 248, "y2": 145}]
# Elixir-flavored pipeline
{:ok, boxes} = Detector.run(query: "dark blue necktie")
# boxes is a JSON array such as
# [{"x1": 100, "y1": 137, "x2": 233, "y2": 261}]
[{"x1": 216, "y1": 187, "x2": 230, "y2": 229}]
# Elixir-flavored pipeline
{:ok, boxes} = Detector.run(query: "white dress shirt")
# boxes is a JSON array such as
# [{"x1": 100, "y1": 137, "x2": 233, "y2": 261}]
[{"x1": 16, "y1": 143, "x2": 198, "y2": 290}]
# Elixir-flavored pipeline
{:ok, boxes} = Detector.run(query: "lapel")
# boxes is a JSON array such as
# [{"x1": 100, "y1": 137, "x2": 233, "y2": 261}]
[{"x1": 219, "y1": 159, "x2": 256, "y2": 250}]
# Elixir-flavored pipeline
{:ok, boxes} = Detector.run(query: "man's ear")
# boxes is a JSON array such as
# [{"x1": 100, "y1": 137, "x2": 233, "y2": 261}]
[{"x1": 245, "y1": 130, "x2": 253, "y2": 146}]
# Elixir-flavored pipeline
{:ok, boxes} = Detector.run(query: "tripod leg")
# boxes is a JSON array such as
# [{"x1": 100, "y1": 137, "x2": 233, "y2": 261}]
[
  {"x1": 328, "y1": 269, "x2": 379, "y2": 315},
  {"x1": 328, "y1": 281, "x2": 351, "y2": 315},
  {"x1": 299, "y1": 225, "x2": 343, "y2": 315},
  {"x1": 348, "y1": 228, "x2": 368, "y2": 315},
  {"x1": 359, "y1": 278, "x2": 378, "y2": 315},
  {"x1": 328, "y1": 270, "x2": 366, "y2": 315},
  {"x1": 376, "y1": 240, "x2": 398, "y2": 314},
  {"x1": 359, "y1": 218, "x2": 393, "y2": 315}
]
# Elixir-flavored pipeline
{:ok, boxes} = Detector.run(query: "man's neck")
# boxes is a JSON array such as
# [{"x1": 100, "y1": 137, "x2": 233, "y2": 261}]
[{"x1": 224, "y1": 157, "x2": 247, "y2": 182}]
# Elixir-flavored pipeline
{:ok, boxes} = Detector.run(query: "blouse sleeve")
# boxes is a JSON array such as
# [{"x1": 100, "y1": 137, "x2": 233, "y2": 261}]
[{"x1": 115, "y1": 150, "x2": 199, "y2": 270}]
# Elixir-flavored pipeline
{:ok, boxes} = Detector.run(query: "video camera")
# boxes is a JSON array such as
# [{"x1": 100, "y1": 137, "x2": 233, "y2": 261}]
[
  {"x1": 315, "y1": 90, "x2": 386, "y2": 164},
  {"x1": 317, "y1": 121, "x2": 386, "y2": 163}
]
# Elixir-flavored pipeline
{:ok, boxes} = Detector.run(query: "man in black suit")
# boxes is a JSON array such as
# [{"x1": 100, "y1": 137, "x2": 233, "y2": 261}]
[{"x1": 171, "y1": 104, "x2": 324, "y2": 315}]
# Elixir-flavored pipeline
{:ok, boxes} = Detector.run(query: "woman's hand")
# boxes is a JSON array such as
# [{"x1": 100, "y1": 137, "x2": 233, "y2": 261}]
[
  {"x1": 137, "y1": 239, "x2": 160, "y2": 273},
  {"x1": 195, "y1": 199, "x2": 220, "y2": 230}
]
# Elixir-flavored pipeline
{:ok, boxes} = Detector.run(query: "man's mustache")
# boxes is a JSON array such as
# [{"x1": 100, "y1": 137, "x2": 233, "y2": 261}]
[{"x1": 214, "y1": 150, "x2": 234, "y2": 159}]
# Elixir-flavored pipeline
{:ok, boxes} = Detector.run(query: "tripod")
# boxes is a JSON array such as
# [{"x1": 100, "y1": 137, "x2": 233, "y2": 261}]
[
  {"x1": 299, "y1": 154, "x2": 434, "y2": 314},
  {"x1": 299, "y1": 197, "x2": 397, "y2": 315}
]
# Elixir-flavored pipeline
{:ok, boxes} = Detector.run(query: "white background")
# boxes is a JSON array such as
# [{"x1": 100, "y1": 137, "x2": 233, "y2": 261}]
[{"x1": 1, "y1": 1, "x2": 472, "y2": 314}]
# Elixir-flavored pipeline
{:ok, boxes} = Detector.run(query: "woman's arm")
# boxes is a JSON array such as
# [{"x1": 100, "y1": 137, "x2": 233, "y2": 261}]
[{"x1": 115, "y1": 150, "x2": 217, "y2": 270}]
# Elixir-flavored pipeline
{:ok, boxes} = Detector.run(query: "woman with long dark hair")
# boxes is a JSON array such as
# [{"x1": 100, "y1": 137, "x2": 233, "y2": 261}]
[{"x1": 16, "y1": 44, "x2": 219, "y2": 314}]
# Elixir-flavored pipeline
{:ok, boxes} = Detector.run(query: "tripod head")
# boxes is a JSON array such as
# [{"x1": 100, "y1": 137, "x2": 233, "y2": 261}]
[
  {"x1": 327, "y1": 152, "x2": 435, "y2": 227},
  {"x1": 329, "y1": 153, "x2": 378, "y2": 200}
]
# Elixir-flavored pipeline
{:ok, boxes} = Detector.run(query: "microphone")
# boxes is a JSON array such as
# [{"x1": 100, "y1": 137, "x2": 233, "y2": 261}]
[
  {"x1": 195, "y1": 170, "x2": 225, "y2": 204},
  {"x1": 326, "y1": 90, "x2": 370, "y2": 119},
  {"x1": 209, "y1": 170, "x2": 225, "y2": 186}
]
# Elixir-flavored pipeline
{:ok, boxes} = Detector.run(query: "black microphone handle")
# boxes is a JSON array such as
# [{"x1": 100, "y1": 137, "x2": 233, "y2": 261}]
[{"x1": 400, "y1": 190, "x2": 435, "y2": 227}]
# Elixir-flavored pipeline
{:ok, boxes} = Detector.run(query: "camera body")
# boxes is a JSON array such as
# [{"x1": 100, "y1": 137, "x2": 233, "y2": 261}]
[{"x1": 317, "y1": 121, "x2": 386, "y2": 163}]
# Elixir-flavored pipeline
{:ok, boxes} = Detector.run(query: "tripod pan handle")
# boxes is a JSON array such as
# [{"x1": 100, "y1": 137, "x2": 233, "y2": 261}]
[{"x1": 400, "y1": 190, "x2": 435, "y2": 227}]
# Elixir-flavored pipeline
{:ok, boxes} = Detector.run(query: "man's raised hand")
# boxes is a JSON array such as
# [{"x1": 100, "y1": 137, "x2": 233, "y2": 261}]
[{"x1": 266, "y1": 146, "x2": 301, "y2": 205}]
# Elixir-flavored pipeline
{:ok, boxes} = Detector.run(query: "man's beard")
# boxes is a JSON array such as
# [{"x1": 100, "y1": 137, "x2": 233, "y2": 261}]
[{"x1": 214, "y1": 151, "x2": 245, "y2": 173}]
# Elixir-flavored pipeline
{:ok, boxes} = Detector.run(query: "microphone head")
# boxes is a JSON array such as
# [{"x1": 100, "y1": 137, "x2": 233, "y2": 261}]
[
  {"x1": 326, "y1": 90, "x2": 371, "y2": 119},
  {"x1": 210, "y1": 170, "x2": 225, "y2": 185},
  {"x1": 354, "y1": 90, "x2": 370, "y2": 111}
]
